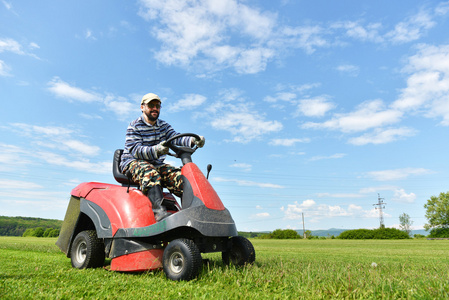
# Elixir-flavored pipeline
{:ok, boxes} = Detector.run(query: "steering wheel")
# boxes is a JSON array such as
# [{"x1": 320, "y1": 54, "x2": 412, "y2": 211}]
[{"x1": 163, "y1": 133, "x2": 201, "y2": 157}]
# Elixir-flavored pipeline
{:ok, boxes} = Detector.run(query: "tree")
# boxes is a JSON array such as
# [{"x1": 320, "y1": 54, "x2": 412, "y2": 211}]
[
  {"x1": 304, "y1": 230, "x2": 312, "y2": 239},
  {"x1": 424, "y1": 191, "x2": 449, "y2": 230},
  {"x1": 399, "y1": 213, "x2": 413, "y2": 236},
  {"x1": 270, "y1": 229, "x2": 301, "y2": 239}
]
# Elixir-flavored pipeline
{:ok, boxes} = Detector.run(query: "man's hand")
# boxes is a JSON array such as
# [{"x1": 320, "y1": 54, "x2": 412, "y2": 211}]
[
  {"x1": 154, "y1": 142, "x2": 169, "y2": 158},
  {"x1": 193, "y1": 136, "x2": 205, "y2": 148}
]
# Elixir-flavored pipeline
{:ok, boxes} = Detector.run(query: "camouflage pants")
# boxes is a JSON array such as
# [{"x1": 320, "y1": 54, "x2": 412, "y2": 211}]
[{"x1": 127, "y1": 160, "x2": 183, "y2": 197}]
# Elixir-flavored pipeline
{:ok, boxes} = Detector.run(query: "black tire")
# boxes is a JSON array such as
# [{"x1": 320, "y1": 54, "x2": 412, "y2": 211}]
[
  {"x1": 222, "y1": 236, "x2": 255, "y2": 266},
  {"x1": 163, "y1": 238, "x2": 202, "y2": 281},
  {"x1": 70, "y1": 230, "x2": 105, "y2": 269}
]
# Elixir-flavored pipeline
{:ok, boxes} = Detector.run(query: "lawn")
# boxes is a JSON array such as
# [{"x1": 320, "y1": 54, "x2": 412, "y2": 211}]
[{"x1": 0, "y1": 237, "x2": 448, "y2": 299}]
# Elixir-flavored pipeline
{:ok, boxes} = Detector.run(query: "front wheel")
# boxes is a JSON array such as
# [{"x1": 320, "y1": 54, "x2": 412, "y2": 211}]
[
  {"x1": 70, "y1": 230, "x2": 105, "y2": 269},
  {"x1": 222, "y1": 236, "x2": 255, "y2": 266},
  {"x1": 163, "y1": 238, "x2": 202, "y2": 281}
]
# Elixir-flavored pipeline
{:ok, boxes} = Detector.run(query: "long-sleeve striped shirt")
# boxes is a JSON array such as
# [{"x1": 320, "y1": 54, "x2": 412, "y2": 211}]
[{"x1": 120, "y1": 115, "x2": 193, "y2": 172}]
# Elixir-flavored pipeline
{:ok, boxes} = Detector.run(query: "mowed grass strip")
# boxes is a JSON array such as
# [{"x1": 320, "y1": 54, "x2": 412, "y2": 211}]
[{"x1": 0, "y1": 237, "x2": 448, "y2": 299}]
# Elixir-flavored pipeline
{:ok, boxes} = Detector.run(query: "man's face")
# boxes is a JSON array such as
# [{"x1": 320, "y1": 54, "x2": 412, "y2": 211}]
[{"x1": 142, "y1": 100, "x2": 161, "y2": 122}]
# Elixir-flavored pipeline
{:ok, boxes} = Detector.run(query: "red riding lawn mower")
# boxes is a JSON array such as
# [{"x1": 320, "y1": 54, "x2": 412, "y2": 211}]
[{"x1": 56, "y1": 133, "x2": 255, "y2": 281}]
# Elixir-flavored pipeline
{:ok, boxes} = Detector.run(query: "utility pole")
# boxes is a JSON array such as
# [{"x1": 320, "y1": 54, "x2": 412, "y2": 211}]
[{"x1": 373, "y1": 193, "x2": 387, "y2": 228}]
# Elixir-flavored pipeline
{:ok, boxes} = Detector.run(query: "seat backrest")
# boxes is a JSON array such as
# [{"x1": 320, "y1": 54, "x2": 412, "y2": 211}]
[{"x1": 113, "y1": 149, "x2": 138, "y2": 186}]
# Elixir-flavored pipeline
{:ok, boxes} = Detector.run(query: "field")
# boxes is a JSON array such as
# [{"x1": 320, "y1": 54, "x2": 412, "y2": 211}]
[{"x1": 1, "y1": 237, "x2": 448, "y2": 299}]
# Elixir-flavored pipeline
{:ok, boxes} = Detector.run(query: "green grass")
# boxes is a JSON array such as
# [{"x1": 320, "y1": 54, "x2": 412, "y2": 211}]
[{"x1": 1, "y1": 237, "x2": 448, "y2": 299}]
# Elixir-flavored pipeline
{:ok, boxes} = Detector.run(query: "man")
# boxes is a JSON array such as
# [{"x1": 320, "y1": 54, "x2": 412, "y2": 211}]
[{"x1": 120, "y1": 93, "x2": 205, "y2": 221}]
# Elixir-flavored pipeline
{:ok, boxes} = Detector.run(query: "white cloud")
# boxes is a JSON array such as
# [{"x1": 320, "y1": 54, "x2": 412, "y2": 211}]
[
  {"x1": 47, "y1": 77, "x2": 102, "y2": 103},
  {"x1": 104, "y1": 94, "x2": 138, "y2": 121},
  {"x1": 37, "y1": 151, "x2": 111, "y2": 174},
  {"x1": 233, "y1": 47, "x2": 275, "y2": 74},
  {"x1": 211, "y1": 111, "x2": 282, "y2": 143},
  {"x1": 336, "y1": 64, "x2": 360, "y2": 76},
  {"x1": 332, "y1": 21, "x2": 384, "y2": 43},
  {"x1": 269, "y1": 138, "x2": 310, "y2": 146},
  {"x1": 385, "y1": 11, "x2": 435, "y2": 44},
  {"x1": 0, "y1": 143, "x2": 33, "y2": 172},
  {"x1": 0, "y1": 38, "x2": 24, "y2": 54},
  {"x1": 2, "y1": 1, "x2": 12, "y2": 10},
  {"x1": 309, "y1": 153, "x2": 346, "y2": 161},
  {"x1": 63, "y1": 140, "x2": 100, "y2": 156},
  {"x1": 47, "y1": 77, "x2": 138, "y2": 120},
  {"x1": 137, "y1": 1, "x2": 446, "y2": 76},
  {"x1": 7, "y1": 123, "x2": 101, "y2": 157},
  {"x1": 281, "y1": 199, "x2": 357, "y2": 221},
  {"x1": 254, "y1": 212, "x2": 270, "y2": 218},
  {"x1": 435, "y1": 1, "x2": 449, "y2": 16},
  {"x1": 10, "y1": 123, "x2": 74, "y2": 137},
  {"x1": 138, "y1": 0, "x2": 277, "y2": 74},
  {"x1": 79, "y1": 113, "x2": 103, "y2": 120},
  {"x1": 303, "y1": 99, "x2": 403, "y2": 133},
  {"x1": 0, "y1": 37, "x2": 39, "y2": 59},
  {"x1": 279, "y1": 25, "x2": 329, "y2": 54},
  {"x1": 29, "y1": 42, "x2": 40, "y2": 49},
  {"x1": 167, "y1": 94, "x2": 207, "y2": 112},
  {"x1": 392, "y1": 189, "x2": 416, "y2": 203},
  {"x1": 317, "y1": 193, "x2": 362, "y2": 198},
  {"x1": 85, "y1": 29, "x2": 97, "y2": 40},
  {"x1": 264, "y1": 92, "x2": 297, "y2": 103},
  {"x1": 229, "y1": 163, "x2": 252, "y2": 172},
  {"x1": 359, "y1": 186, "x2": 398, "y2": 194},
  {"x1": 213, "y1": 177, "x2": 284, "y2": 189},
  {"x1": 332, "y1": 8, "x2": 437, "y2": 45},
  {"x1": 348, "y1": 127, "x2": 417, "y2": 145},
  {"x1": 207, "y1": 94, "x2": 283, "y2": 142},
  {"x1": 392, "y1": 44, "x2": 449, "y2": 125},
  {"x1": 281, "y1": 199, "x2": 387, "y2": 223},
  {"x1": 0, "y1": 179, "x2": 43, "y2": 190},
  {"x1": 365, "y1": 168, "x2": 433, "y2": 181},
  {"x1": 301, "y1": 44, "x2": 449, "y2": 145},
  {"x1": 297, "y1": 96, "x2": 336, "y2": 117},
  {"x1": 0, "y1": 60, "x2": 11, "y2": 76}
]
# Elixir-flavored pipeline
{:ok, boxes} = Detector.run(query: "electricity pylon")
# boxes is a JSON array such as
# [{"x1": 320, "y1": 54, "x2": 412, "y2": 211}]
[{"x1": 373, "y1": 194, "x2": 387, "y2": 228}]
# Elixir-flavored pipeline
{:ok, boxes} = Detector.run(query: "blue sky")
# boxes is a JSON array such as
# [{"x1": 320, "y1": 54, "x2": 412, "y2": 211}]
[{"x1": 1, "y1": 0, "x2": 449, "y2": 232}]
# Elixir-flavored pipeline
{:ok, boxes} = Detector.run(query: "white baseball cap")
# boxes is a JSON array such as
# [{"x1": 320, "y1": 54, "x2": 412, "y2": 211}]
[{"x1": 141, "y1": 93, "x2": 161, "y2": 105}]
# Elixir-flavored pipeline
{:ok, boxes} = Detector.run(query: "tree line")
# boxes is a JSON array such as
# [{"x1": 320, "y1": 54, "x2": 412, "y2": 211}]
[{"x1": 0, "y1": 216, "x2": 62, "y2": 237}]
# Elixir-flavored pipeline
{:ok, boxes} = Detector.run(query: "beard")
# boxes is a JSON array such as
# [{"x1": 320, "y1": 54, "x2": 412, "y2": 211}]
[{"x1": 145, "y1": 110, "x2": 159, "y2": 122}]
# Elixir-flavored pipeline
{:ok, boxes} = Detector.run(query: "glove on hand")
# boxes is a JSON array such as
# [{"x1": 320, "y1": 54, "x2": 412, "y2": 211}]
[
  {"x1": 193, "y1": 136, "x2": 205, "y2": 148},
  {"x1": 154, "y1": 142, "x2": 169, "y2": 158}
]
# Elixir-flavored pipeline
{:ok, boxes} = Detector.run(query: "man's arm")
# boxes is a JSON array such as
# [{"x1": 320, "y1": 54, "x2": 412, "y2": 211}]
[{"x1": 125, "y1": 124, "x2": 160, "y2": 161}]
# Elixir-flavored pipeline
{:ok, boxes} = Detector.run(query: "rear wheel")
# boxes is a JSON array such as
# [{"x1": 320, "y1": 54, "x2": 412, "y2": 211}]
[
  {"x1": 222, "y1": 236, "x2": 255, "y2": 266},
  {"x1": 163, "y1": 238, "x2": 202, "y2": 281},
  {"x1": 70, "y1": 230, "x2": 105, "y2": 269}
]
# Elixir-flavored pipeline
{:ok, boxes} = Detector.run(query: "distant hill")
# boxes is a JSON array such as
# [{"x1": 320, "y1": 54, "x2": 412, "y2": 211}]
[{"x1": 0, "y1": 216, "x2": 63, "y2": 236}]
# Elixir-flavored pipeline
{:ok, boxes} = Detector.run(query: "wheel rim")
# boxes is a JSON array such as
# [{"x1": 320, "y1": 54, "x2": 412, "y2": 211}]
[
  {"x1": 75, "y1": 240, "x2": 87, "y2": 264},
  {"x1": 230, "y1": 250, "x2": 243, "y2": 264},
  {"x1": 168, "y1": 252, "x2": 184, "y2": 274}
]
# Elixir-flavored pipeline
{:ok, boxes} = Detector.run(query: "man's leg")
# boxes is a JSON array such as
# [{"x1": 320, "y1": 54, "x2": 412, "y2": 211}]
[
  {"x1": 158, "y1": 164, "x2": 183, "y2": 198},
  {"x1": 127, "y1": 160, "x2": 170, "y2": 221}
]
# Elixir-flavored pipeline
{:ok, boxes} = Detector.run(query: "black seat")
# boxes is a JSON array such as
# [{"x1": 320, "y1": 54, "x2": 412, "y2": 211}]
[{"x1": 113, "y1": 149, "x2": 139, "y2": 187}]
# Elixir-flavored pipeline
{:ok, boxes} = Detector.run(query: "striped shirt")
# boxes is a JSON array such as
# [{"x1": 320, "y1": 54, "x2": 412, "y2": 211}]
[{"x1": 120, "y1": 115, "x2": 193, "y2": 172}]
